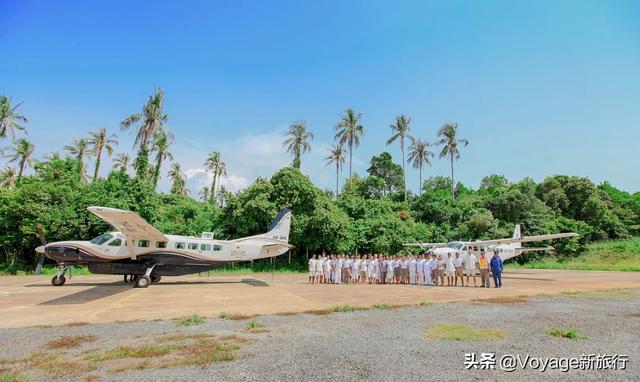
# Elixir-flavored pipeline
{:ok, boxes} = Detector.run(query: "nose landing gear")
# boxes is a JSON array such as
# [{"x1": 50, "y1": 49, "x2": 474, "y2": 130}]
[{"x1": 51, "y1": 265, "x2": 70, "y2": 286}]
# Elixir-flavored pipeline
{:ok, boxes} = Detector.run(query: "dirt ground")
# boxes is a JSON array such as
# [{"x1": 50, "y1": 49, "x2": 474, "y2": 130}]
[{"x1": 0, "y1": 269, "x2": 639, "y2": 328}]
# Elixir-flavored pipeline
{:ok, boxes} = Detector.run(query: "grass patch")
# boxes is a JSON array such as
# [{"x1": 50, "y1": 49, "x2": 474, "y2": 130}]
[
  {"x1": 175, "y1": 313, "x2": 205, "y2": 327},
  {"x1": 46, "y1": 335, "x2": 97, "y2": 349},
  {"x1": 0, "y1": 370, "x2": 30, "y2": 382},
  {"x1": 472, "y1": 295, "x2": 528, "y2": 304},
  {"x1": 372, "y1": 303, "x2": 391, "y2": 310},
  {"x1": 425, "y1": 323, "x2": 507, "y2": 341},
  {"x1": 547, "y1": 327, "x2": 587, "y2": 339},
  {"x1": 26, "y1": 352, "x2": 90, "y2": 378},
  {"x1": 331, "y1": 304, "x2": 368, "y2": 313},
  {"x1": 562, "y1": 289, "x2": 635, "y2": 299},
  {"x1": 245, "y1": 319, "x2": 265, "y2": 330},
  {"x1": 419, "y1": 299, "x2": 432, "y2": 306},
  {"x1": 506, "y1": 237, "x2": 640, "y2": 271},
  {"x1": 155, "y1": 333, "x2": 213, "y2": 342},
  {"x1": 303, "y1": 309, "x2": 332, "y2": 316},
  {"x1": 218, "y1": 312, "x2": 252, "y2": 320},
  {"x1": 165, "y1": 340, "x2": 240, "y2": 367},
  {"x1": 85, "y1": 343, "x2": 182, "y2": 362}
]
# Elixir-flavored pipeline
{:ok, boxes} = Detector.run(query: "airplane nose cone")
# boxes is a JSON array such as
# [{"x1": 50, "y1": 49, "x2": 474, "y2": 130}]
[{"x1": 35, "y1": 245, "x2": 46, "y2": 254}]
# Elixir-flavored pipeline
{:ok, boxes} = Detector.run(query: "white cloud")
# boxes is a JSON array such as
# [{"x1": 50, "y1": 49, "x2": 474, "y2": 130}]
[{"x1": 157, "y1": 127, "x2": 362, "y2": 198}]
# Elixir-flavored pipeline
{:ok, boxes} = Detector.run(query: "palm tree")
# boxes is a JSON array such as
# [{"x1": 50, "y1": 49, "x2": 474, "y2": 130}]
[
  {"x1": 324, "y1": 143, "x2": 346, "y2": 197},
  {"x1": 88, "y1": 127, "x2": 118, "y2": 182},
  {"x1": 112, "y1": 153, "x2": 130, "y2": 173},
  {"x1": 407, "y1": 138, "x2": 434, "y2": 196},
  {"x1": 436, "y1": 122, "x2": 469, "y2": 200},
  {"x1": 216, "y1": 185, "x2": 230, "y2": 207},
  {"x1": 150, "y1": 130, "x2": 174, "y2": 188},
  {"x1": 335, "y1": 108, "x2": 364, "y2": 182},
  {"x1": 4, "y1": 138, "x2": 35, "y2": 179},
  {"x1": 64, "y1": 138, "x2": 92, "y2": 181},
  {"x1": 199, "y1": 186, "x2": 211, "y2": 202},
  {"x1": 0, "y1": 167, "x2": 17, "y2": 190},
  {"x1": 386, "y1": 114, "x2": 412, "y2": 201},
  {"x1": 120, "y1": 88, "x2": 168, "y2": 179},
  {"x1": 203, "y1": 152, "x2": 226, "y2": 203},
  {"x1": 168, "y1": 162, "x2": 187, "y2": 196},
  {"x1": 283, "y1": 120, "x2": 313, "y2": 170},
  {"x1": 43, "y1": 151, "x2": 61, "y2": 161},
  {"x1": 0, "y1": 95, "x2": 28, "y2": 141}
]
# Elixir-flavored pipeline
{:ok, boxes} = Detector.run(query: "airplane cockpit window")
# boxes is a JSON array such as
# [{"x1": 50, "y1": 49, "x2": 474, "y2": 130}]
[
  {"x1": 188, "y1": 243, "x2": 198, "y2": 250},
  {"x1": 200, "y1": 244, "x2": 211, "y2": 251},
  {"x1": 138, "y1": 240, "x2": 150, "y2": 248},
  {"x1": 108, "y1": 239, "x2": 122, "y2": 246},
  {"x1": 175, "y1": 242, "x2": 185, "y2": 249},
  {"x1": 90, "y1": 233, "x2": 113, "y2": 245},
  {"x1": 156, "y1": 241, "x2": 167, "y2": 248},
  {"x1": 445, "y1": 242, "x2": 465, "y2": 250},
  {"x1": 213, "y1": 244, "x2": 222, "y2": 251}
]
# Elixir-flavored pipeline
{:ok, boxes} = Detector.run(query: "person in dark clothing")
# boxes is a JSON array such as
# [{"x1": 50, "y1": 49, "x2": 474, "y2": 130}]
[{"x1": 490, "y1": 251, "x2": 503, "y2": 288}]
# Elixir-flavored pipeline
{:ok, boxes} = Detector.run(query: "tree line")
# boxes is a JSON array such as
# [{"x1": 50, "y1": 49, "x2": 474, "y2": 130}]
[{"x1": 1, "y1": 90, "x2": 638, "y2": 273}]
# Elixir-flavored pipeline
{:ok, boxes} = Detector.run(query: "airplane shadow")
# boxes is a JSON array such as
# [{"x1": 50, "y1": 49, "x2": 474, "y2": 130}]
[
  {"x1": 39, "y1": 285, "x2": 131, "y2": 305},
  {"x1": 37, "y1": 278, "x2": 270, "y2": 305}
]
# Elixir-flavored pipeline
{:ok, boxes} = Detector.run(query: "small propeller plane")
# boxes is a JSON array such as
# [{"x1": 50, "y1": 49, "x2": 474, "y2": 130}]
[
  {"x1": 404, "y1": 224, "x2": 578, "y2": 261},
  {"x1": 35, "y1": 206, "x2": 293, "y2": 288}
]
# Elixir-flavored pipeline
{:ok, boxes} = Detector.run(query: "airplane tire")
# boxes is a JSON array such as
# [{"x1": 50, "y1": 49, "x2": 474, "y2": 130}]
[
  {"x1": 123, "y1": 275, "x2": 129, "y2": 283},
  {"x1": 135, "y1": 275, "x2": 151, "y2": 288},
  {"x1": 51, "y1": 275, "x2": 66, "y2": 286},
  {"x1": 150, "y1": 275, "x2": 161, "y2": 283},
  {"x1": 130, "y1": 274, "x2": 139, "y2": 282}
]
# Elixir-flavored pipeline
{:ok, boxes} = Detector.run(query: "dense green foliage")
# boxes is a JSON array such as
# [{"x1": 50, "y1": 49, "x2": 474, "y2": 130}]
[{"x1": 1, "y1": 153, "x2": 638, "y2": 274}]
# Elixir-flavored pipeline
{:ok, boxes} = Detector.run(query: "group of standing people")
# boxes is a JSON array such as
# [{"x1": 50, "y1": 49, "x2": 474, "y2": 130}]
[{"x1": 308, "y1": 250, "x2": 504, "y2": 288}]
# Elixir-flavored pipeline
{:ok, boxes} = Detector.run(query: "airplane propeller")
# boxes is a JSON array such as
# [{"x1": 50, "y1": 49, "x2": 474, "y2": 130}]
[{"x1": 34, "y1": 224, "x2": 47, "y2": 275}]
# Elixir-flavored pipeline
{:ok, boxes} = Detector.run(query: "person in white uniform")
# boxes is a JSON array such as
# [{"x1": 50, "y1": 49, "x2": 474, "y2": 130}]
[
  {"x1": 445, "y1": 253, "x2": 456, "y2": 286},
  {"x1": 334, "y1": 255, "x2": 343, "y2": 284},
  {"x1": 308, "y1": 255, "x2": 317, "y2": 284},
  {"x1": 408, "y1": 255, "x2": 417, "y2": 285},
  {"x1": 386, "y1": 257, "x2": 394, "y2": 284},
  {"x1": 352, "y1": 256, "x2": 361, "y2": 284},
  {"x1": 464, "y1": 250, "x2": 478, "y2": 287},
  {"x1": 315, "y1": 255, "x2": 323, "y2": 284},
  {"x1": 324, "y1": 256, "x2": 332, "y2": 284},
  {"x1": 423, "y1": 255, "x2": 432, "y2": 286},
  {"x1": 360, "y1": 256, "x2": 368, "y2": 283},
  {"x1": 417, "y1": 255, "x2": 426, "y2": 286},
  {"x1": 372, "y1": 254, "x2": 380, "y2": 284}
]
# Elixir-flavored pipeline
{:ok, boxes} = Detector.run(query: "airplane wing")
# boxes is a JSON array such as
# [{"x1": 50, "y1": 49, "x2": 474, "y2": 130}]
[
  {"x1": 463, "y1": 232, "x2": 578, "y2": 247},
  {"x1": 87, "y1": 206, "x2": 168, "y2": 242},
  {"x1": 403, "y1": 242, "x2": 447, "y2": 248}
]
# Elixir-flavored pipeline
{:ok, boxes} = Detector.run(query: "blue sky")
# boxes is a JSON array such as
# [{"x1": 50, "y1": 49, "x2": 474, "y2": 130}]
[{"x1": 1, "y1": 0, "x2": 639, "y2": 195}]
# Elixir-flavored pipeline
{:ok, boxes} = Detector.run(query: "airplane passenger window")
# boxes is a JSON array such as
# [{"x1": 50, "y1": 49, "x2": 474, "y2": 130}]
[
  {"x1": 108, "y1": 239, "x2": 122, "y2": 246},
  {"x1": 90, "y1": 233, "x2": 113, "y2": 245},
  {"x1": 213, "y1": 244, "x2": 222, "y2": 251},
  {"x1": 200, "y1": 244, "x2": 211, "y2": 251},
  {"x1": 188, "y1": 243, "x2": 198, "y2": 250},
  {"x1": 156, "y1": 241, "x2": 167, "y2": 248},
  {"x1": 175, "y1": 242, "x2": 185, "y2": 249},
  {"x1": 138, "y1": 240, "x2": 149, "y2": 248}
]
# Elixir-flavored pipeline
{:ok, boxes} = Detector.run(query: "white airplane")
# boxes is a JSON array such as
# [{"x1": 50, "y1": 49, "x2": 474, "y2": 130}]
[
  {"x1": 404, "y1": 225, "x2": 578, "y2": 261},
  {"x1": 35, "y1": 206, "x2": 293, "y2": 288}
]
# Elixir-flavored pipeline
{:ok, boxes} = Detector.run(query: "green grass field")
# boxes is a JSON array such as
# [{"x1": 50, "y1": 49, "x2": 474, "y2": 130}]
[{"x1": 506, "y1": 237, "x2": 640, "y2": 271}]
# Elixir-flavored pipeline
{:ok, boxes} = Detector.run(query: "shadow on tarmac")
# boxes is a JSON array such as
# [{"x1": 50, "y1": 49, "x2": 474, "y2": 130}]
[{"x1": 35, "y1": 278, "x2": 270, "y2": 305}]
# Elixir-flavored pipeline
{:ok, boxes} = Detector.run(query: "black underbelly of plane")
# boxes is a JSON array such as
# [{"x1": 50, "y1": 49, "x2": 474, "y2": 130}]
[{"x1": 45, "y1": 246, "x2": 227, "y2": 276}]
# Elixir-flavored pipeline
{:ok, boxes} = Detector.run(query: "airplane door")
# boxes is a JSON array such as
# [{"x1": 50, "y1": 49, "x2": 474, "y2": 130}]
[{"x1": 104, "y1": 238, "x2": 127, "y2": 257}]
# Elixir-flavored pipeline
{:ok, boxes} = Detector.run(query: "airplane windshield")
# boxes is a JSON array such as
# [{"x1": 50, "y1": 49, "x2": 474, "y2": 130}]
[
  {"x1": 90, "y1": 233, "x2": 113, "y2": 245},
  {"x1": 445, "y1": 242, "x2": 465, "y2": 250}
]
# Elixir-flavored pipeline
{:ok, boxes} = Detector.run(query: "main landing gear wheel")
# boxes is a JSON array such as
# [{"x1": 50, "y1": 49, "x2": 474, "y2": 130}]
[
  {"x1": 130, "y1": 274, "x2": 140, "y2": 283},
  {"x1": 150, "y1": 275, "x2": 161, "y2": 283},
  {"x1": 51, "y1": 275, "x2": 66, "y2": 286},
  {"x1": 135, "y1": 275, "x2": 151, "y2": 288},
  {"x1": 123, "y1": 275, "x2": 129, "y2": 283}
]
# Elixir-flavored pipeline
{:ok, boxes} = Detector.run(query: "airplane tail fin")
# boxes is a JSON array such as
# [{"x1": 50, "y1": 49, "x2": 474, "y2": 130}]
[
  {"x1": 512, "y1": 224, "x2": 522, "y2": 249},
  {"x1": 265, "y1": 208, "x2": 292, "y2": 242}
]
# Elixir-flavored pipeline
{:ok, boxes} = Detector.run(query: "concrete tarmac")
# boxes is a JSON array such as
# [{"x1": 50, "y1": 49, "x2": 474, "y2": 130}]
[{"x1": 0, "y1": 269, "x2": 639, "y2": 328}]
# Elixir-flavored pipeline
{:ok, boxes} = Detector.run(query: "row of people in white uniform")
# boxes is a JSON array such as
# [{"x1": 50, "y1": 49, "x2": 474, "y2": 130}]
[{"x1": 307, "y1": 252, "x2": 481, "y2": 287}]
